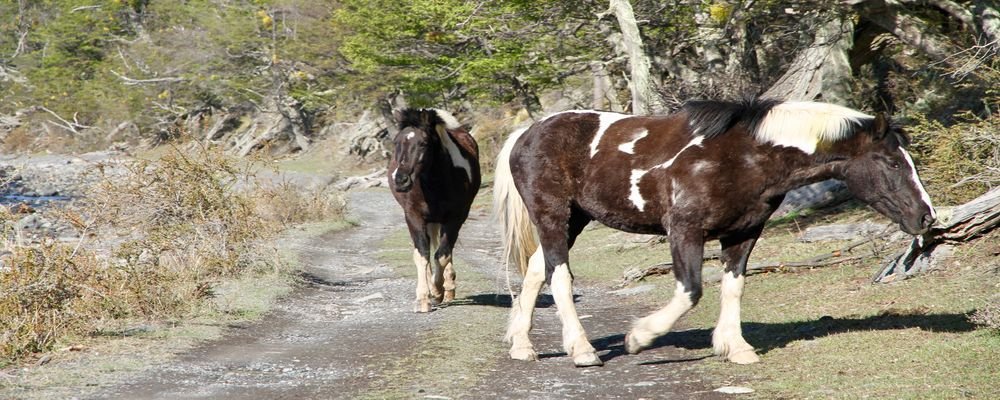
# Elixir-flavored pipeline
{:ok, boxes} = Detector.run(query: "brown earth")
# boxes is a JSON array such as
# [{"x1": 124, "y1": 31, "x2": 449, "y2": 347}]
[{"x1": 89, "y1": 189, "x2": 729, "y2": 399}]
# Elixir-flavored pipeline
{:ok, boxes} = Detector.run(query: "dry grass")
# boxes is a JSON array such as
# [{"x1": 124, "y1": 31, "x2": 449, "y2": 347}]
[
  {"x1": 908, "y1": 113, "x2": 1000, "y2": 206},
  {"x1": 0, "y1": 146, "x2": 344, "y2": 365}
]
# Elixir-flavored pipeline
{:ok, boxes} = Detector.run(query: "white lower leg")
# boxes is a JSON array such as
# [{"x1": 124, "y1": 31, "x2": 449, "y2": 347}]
[
  {"x1": 713, "y1": 273, "x2": 759, "y2": 364},
  {"x1": 413, "y1": 249, "x2": 432, "y2": 313},
  {"x1": 627, "y1": 282, "x2": 694, "y2": 353},
  {"x1": 506, "y1": 249, "x2": 544, "y2": 361},
  {"x1": 439, "y1": 255, "x2": 455, "y2": 302},
  {"x1": 551, "y1": 264, "x2": 601, "y2": 366}
]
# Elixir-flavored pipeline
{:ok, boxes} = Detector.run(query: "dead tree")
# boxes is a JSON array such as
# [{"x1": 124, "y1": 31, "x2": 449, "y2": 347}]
[
  {"x1": 874, "y1": 187, "x2": 1000, "y2": 283},
  {"x1": 599, "y1": 0, "x2": 664, "y2": 114}
]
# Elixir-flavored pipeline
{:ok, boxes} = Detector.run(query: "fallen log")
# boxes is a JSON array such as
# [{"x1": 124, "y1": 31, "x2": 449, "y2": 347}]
[
  {"x1": 618, "y1": 234, "x2": 890, "y2": 288},
  {"x1": 874, "y1": 187, "x2": 1000, "y2": 283}
]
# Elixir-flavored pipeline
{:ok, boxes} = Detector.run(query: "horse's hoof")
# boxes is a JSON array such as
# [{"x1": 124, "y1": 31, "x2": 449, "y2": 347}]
[
  {"x1": 624, "y1": 333, "x2": 645, "y2": 355},
  {"x1": 572, "y1": 352, "x2": 604, "y2": 367},
  {"x1": 443, "y1": 290, "x2": 455, "y2": 302},
  {"x1": 727, "y1": 350, "x2": 760, "y2": 365},
  {"x1": 509, "y1": 347, "x2": 538, "y2": 361},
  {"x1": 414, "y1": 301, "x2": 432, "y2": 313}
]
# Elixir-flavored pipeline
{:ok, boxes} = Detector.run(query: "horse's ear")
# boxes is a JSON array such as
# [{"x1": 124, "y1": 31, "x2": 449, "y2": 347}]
[{"x1": 872, "y1": 112, "x2": 890, "y2": 140}]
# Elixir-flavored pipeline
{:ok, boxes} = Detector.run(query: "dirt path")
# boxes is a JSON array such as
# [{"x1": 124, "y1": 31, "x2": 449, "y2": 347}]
[{"x1": 93, "y1": 190, "x2": 725, "y2": 399}]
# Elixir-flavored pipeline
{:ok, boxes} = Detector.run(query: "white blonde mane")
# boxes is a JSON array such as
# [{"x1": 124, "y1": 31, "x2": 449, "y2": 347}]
[
  {"x1": 755, "y1": 102, "x2": 873, "y2": 154},
  {"x1": 431, "y1": 108, "x2": 462, "y2": 130},
  {"x1": 430, "y1": 108, "x2": 472, "y2": 180}
]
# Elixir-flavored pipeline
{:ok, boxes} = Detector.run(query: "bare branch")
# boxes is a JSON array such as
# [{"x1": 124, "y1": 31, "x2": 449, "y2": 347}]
[
  {"x1": 110, "y1": 70, "x2": 185, "y2": 85},
  {"x1": 71, "y1": 5, "x2": 102, "y2": 13}
]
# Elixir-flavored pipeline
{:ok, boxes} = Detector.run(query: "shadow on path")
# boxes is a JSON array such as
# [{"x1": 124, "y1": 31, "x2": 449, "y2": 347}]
[{"x1": 590, "y1": 310, "x2": 975, "y2": 364}]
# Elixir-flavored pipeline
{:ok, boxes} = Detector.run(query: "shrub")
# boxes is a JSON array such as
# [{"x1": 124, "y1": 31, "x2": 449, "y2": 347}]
[{"x1": 0, "y1": 147, "x2": 344, "y2": 365}]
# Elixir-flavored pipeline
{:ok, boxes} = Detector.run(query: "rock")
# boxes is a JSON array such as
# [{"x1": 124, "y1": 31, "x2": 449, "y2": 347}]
[
  {"x1": 714, "y1": 386, "x2": 754, "y2": 394},
  {"x1": 352, "y1": 293, "x2": 385, "y2": 304},
  {"x1": 334, "y1": 169, "x2": 387, "y2": 191}
]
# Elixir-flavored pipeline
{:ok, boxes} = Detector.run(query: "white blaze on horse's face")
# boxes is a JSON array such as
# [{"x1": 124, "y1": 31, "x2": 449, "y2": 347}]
[{"x1": 900, "y1": 148, "x2": 936, "y2": 220}]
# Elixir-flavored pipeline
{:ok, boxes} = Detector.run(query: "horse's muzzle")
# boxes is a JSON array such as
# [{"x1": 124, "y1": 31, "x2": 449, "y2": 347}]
[{"x1": 901, "y1": 212, "x2": 935, "y2": 235}]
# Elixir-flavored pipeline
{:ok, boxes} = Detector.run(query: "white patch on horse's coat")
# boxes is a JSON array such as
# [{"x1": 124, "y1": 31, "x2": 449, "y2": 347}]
[
  {"x1": 755, "y1": 101, "x2": 872, "y2": 154},
  {"x1": 435, "y1": 125, "x2": 473, "y2": 182},
  {"x1": 618, "y1": 128, "x2": 649, "y2": 154},
  {"x1": 405, "y1": 131, "x2": 415, "y2": 140},
  {"x1": 900, "y1": 148, "x2": 936, "y2": 219},
  {"x1": 589, "y1": 112, "x2": 633, "y2": 157},
  {"x1": 628, "y1": 169, "x2": 648, "y2": 211},
  {"x1": 431, "y1": 108, "x2": 462, "y2": 130},
  {"x1": 653, "y1": 136, "x2": 704, "y2": 170}
]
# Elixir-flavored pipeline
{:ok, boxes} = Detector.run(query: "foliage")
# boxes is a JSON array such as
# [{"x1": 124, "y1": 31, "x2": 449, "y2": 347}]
[
  {"x1": 331, "y1": 0, "x2": 606, "y2": 109},
  {"x1": 0, "y1": 147, "x2": 344, "y2": 364},
  {"x1": 907, "y1": 113, "x2": 1000, "y2": 205}
]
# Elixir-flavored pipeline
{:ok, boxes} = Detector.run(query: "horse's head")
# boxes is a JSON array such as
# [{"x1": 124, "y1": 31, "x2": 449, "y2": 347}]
[
  {"x1": 840, "y1": 113, "x2": 936, "y2": 235},
  {"x1": 391, "y1": 110, "x2": 438, "y2": 192}
]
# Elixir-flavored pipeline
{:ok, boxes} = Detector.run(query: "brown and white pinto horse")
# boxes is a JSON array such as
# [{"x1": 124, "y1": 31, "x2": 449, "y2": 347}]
[
  {"x1": 389, "y1": 108, "x2": 481, "y2": 313},
  {"x1": 493, "y1": 97, "x2": 936, "y2": 367}
]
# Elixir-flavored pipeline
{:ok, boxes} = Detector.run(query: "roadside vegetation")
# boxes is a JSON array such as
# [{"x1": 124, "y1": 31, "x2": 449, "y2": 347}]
[{"x1": 0, "y1": 147, "x2": 344, "y2": 366}]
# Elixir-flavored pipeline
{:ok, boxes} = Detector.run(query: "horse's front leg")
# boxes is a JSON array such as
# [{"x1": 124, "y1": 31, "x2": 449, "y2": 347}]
[
  {"x1": 427, "y1": 223, "x2": 444, "y2": 304},
  {"x1": 435, "y1": 221, "x2": 462, "y2": 303},
  {"x1": 714, "y1": 230, "x2": 763, "y2": 364},
  {"x1": 626, "y1": 226, "x2": 704, "y2": 354},
  {"x1": 406, "y1": 220, "x2": 434, "y2": 313}
]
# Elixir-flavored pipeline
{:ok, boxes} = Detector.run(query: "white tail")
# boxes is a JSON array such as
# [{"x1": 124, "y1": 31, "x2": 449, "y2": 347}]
[{"x1": 492, "y1": 127, "x2": 538, "y2": 276}]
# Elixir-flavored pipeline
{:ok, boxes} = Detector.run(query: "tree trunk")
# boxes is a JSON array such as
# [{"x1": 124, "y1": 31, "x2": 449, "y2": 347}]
[
  {"x1": 851, "y1": 0, "x2": 965, "y2": 63},
  {"x1": 874, "y1": 187, "x2": 1000, "y2": 283},
  {"x1": 602, "y1": 0, "x2": 664, "y2": 114},
  {"x1": 764, "y1": 15, "x2": 855, "y2": 103},
  {"x1": 591, "y1": 61, "x2": 624, "y2": 111}
]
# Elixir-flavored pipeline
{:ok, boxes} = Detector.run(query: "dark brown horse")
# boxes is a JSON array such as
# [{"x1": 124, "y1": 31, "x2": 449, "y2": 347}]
[
  {"x1": 389, "y1": 108, "x2": 481, "y2": 313},
  {"x1": 493, "y1": 97, "x2": 935, "y2": 367}
]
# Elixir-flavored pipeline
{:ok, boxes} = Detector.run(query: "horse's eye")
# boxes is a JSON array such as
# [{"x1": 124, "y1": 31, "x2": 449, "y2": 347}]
[{"x1": 890, "y1": 161, "x2": 900, "y2": 169}]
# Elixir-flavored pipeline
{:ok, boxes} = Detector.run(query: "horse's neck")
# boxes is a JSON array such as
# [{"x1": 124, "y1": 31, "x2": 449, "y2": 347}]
[{"x1": 764, "y1": 150, "x2": 848, "y2": 198}]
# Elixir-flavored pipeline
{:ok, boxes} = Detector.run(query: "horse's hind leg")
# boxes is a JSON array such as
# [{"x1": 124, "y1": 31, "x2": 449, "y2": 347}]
[
  {"x1": 714, "y1": 231, "x2": 762, "y2": 364},
  {"x1": 506, "y1": 247, "x2": 545, "y2": 361},
  {"x1": 542, "y1": 208, "x2": 602, "y2": 367},
  {"x1": 626, "y1": 226, "x2": 704, "y2": 354}
]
